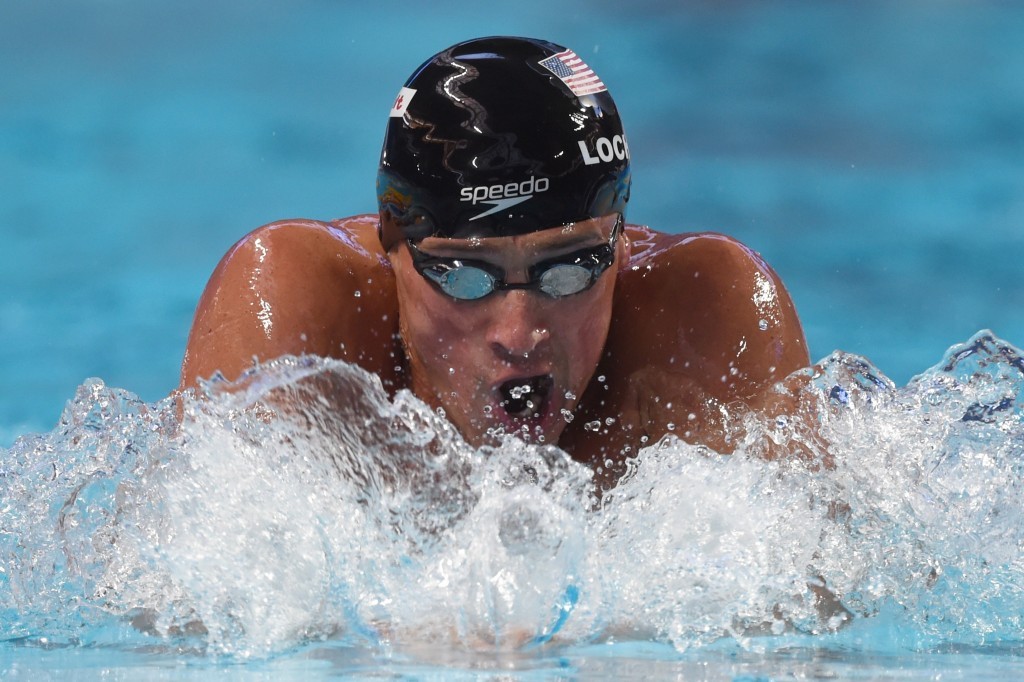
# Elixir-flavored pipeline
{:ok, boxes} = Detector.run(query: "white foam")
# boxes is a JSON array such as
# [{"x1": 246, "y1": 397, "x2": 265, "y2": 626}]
[{"x1": 1, "y1": 332, "x2": 1022, "y2": 657}]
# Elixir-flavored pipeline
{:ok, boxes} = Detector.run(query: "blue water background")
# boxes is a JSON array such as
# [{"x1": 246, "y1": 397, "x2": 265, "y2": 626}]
[
  {"x1": 3, "y1": 4, "x2": 1024, "y2": 677},
  {"x1": 3, "y1": 0, "x2": 1023, "y2": 441}
]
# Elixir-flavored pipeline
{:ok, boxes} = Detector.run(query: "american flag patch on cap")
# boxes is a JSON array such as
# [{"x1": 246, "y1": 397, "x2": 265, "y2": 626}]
[{"x1": 538, "y1": 49, "x2": 607, "y2": 97}]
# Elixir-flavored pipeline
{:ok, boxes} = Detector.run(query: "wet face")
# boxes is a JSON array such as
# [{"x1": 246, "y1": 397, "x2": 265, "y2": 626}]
[{"x1": 388, "y1": 215, "x2": 628, "y2": 447}]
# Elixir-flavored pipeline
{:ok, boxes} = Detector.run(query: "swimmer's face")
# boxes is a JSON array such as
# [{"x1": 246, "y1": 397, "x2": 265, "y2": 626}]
[{"x1": 388, "y1": 215, "x2": 628, "y2": 448}]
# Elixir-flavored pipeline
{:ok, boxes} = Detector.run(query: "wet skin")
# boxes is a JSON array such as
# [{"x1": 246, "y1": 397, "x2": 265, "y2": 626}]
[
  {"x1": 181, "y1": 214, "x2": 809, "y2": 489},
  {"x1": 390, "y1": 215, "x2": 626, "y2": 448}
]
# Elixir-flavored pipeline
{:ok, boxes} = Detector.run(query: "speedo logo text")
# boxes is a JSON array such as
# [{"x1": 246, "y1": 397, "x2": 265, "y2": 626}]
[{"x1": 460, "y1": 176, "x2": 551, "y2": 221}]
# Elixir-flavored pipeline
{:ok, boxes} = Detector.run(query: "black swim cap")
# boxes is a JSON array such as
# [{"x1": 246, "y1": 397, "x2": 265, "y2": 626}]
[{"x1": 377, "y1": 36, "x2": 631, "y2": 250}]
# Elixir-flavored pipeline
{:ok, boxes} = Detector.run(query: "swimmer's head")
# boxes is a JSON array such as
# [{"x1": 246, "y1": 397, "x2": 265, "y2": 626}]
[{"x1": 377, "y1": 36, "x2": 631, "y2": 250}]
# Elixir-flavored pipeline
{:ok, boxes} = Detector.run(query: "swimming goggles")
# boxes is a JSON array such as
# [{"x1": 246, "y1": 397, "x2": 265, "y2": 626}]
[{"x1": 407, "y1": 215, "x2": 622, "y2": 301}]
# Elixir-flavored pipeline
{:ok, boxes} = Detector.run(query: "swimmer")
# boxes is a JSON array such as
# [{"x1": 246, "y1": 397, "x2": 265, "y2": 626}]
[{"x1": 180, "y1": 36, "x2": 810, "y2": 489}]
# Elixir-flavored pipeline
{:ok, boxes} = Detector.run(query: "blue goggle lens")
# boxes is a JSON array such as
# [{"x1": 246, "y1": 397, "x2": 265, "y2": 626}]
[
  {"x1": 437, "y1": 266, "x2": 498, "y2": 300},
  {"x1": 410, "y1": 216, "x2": 621, "y2": 301}
]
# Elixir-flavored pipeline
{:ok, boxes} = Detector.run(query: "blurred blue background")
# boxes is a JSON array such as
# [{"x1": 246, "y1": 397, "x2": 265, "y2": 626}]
[{"x1": 2, "y1": 0, "x2": 1022, "y2": 442}]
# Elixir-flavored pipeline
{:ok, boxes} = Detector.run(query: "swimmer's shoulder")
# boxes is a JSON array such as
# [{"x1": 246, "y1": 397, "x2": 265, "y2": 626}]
[
  {"x1": 615, "y1": 222, "x2": 809, "y2": 397},
  {"x1": 564, "y1": 223, "x2": 810, "y2": 483},
  {"x1": 181, "y1": 214, "x2": 402, "y2": 391},
  {"x1": 231, "y1": 214, "x2": 387, "y2": 266},
  {"x1": 623, "y1": 223, "x2": 767, "y2": 274}
]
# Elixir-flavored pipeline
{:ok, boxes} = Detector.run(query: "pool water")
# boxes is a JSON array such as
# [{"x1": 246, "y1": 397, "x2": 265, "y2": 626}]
[
  {"x1": 3, "y1": 0, "x2": 1024, "y2": 678},
  {"x1": 2, "y1": 333, "x2": 1024, "y2": 679}
]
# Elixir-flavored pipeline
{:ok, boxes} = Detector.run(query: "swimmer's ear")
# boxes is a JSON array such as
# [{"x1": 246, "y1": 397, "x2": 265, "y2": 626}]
[
  {"x1": 379, "y1": 220, "x2": 402, "y2": 262},
  {"x1": 384, "y1": 239, "x2": 411, "y2": 275},
  {"x1": 378, "y1": 220, "x2": 395, "y2": 256},
  {"x1": 617, "y1": 225, "x2": 632, "y2": 270}
]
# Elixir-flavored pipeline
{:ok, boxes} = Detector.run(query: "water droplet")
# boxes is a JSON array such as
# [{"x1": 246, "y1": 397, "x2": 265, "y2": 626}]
[
  {"x1": 353, "y1": 290, "x2": 362, "y2": 298},
  {"x1": 604, "y1": 417, "x2": 616, "y2": 426},
  {"x1": 667, "y1": 422, "x2": 676, "y2": 431},
  {"x1": 560, "y1": 408, "x2": 574, "y2": 423},
  {"x1": 448, "y1": 367, "x2": 455, "y2": 375},
  {"x1": 597, "y1": 375, "x2": 606, "y2": 383},
  {"x1": 564, "y1": 391, "x2": 577, "y2": 401},
  {"x1": 758, "y1": 319, "x2": 769, "y2": 331},
  {"x1": 584, "y1": 420, "x2": 601, "y2": 432},
  {"x1": 688, "y1": 412, "x2": 697, "y2": 421}
]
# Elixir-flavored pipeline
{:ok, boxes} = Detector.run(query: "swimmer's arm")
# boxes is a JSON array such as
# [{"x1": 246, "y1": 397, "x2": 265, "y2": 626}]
[
  {"x1": 680, "y1": 231, "x2": 812, "y2": 417},
  {"x1": 657, "y1": 230, "x2": 810, "y2": 400},
  {"x1": 569, "y1": 228, "x2": 811, "y2": 473},
  {"x1": 179, "y1": 216, "x2": 401, "y2": 391},
  {"x1": 624, "y1": 230, "x2": 827, "y2": 462}
]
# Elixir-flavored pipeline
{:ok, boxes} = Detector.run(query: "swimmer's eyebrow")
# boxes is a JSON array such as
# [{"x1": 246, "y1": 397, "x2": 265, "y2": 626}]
[{"x1": 418, "y1": 228, "x2": 608, "y2": 260}]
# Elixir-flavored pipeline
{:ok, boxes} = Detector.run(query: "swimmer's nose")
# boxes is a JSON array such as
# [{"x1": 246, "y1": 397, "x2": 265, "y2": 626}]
[{"x1": 487, "y1": 290, "x2": 551, "y2": 360}]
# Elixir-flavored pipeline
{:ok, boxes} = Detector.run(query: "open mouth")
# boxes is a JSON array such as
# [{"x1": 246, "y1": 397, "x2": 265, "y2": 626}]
[{"x1": 497, "y1": 375, "x2": 554, "y2": 419}]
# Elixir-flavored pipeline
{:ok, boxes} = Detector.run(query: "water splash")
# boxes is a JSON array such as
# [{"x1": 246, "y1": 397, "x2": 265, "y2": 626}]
[{"x1": 1, "y1": 331, "x2": 1022, "y2": 658}]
